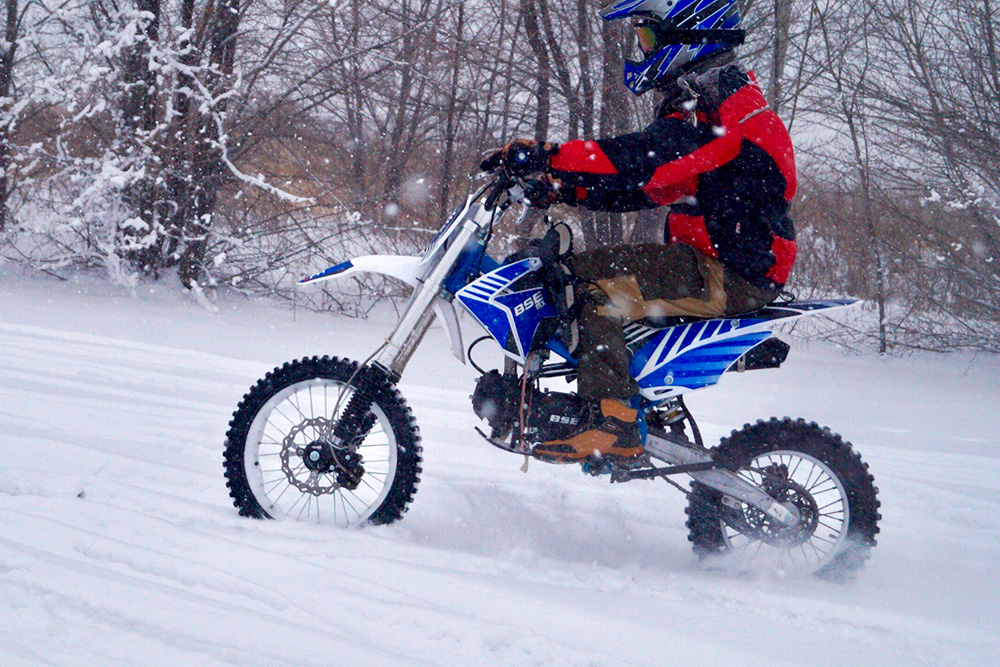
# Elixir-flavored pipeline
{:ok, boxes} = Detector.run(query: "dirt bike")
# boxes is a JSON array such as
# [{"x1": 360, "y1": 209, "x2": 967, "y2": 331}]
[{"x1": 223, "y1": 177, "x2": 880, "y2": 579}]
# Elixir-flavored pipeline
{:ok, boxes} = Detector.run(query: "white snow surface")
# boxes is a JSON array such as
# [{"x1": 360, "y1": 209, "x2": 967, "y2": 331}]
[{"x1": 1, "y1": 270, "x2": 998, "y2": 666}]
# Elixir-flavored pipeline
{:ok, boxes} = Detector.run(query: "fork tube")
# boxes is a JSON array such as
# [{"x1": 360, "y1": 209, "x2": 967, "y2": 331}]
[{"x1": 376, "y1": 210, "x2": 490, "y2": 377}]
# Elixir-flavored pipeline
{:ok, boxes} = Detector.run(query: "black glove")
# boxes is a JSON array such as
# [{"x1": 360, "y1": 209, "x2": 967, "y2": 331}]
[
  {"x1": 522, "y1": 174, "x2": 570, "y2": 209},
  {"x1": 480, "y1": 139, "x2": 559, "y2": 177}
]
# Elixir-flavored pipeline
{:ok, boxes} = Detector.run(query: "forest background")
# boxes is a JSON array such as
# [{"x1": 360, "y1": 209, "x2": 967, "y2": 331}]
[{"x1": 0, "y1": 0, "x2": 996, "y2": 352}]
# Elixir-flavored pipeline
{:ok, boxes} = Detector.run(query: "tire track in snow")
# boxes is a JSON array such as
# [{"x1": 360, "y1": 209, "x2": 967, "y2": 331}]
[{"x1": 0, "y1": 536, "x2": 405, "y2": 666}]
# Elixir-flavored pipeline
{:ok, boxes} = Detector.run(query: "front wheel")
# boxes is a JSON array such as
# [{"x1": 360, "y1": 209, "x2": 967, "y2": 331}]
[
  {"x1": 686, "y1": 418, "x2": 880, "y2": 579},
  {"x1": 224, "y1": 356, "x2": 422, "y2": 526}
]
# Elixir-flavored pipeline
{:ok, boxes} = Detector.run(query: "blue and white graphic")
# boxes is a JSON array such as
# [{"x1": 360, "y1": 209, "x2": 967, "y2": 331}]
[
  {"x1": 300, "y1": 260, "x2": 353, "y2": 284},
  {"x1": 622, "y1": 300, "x2": 855, "y2": 400},
  {"x1": 456, "y1": 258, "x2": 557, "y2": 362},
  {"x1": 629, "y1": 318, "x2": 772, "y2": 399}
]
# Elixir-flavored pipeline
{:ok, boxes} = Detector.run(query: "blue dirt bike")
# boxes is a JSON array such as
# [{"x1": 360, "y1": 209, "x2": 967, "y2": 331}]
[{"x1": 224, "y1": 178, "x2": 880, "y2": 578}]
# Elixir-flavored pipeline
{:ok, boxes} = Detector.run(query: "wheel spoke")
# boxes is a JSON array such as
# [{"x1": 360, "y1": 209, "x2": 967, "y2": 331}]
[
  {"x1": 264, "y1": 475, "x2": 288, "y2": 488},
  {"x1": 297, "y1": 494, "x2": 311, "y2": 521},
  {"x1": 817, "y1": 519, "x2": 843, "y2": 533},
  {"x1": 286, "y1": 489, "x2": 307, "y2": 516},
  {"x1": 359, "y1": 476, "x2": 382, "y2": 496},
  {"x1": 271, "y1": 477, "x2": 296, "y2": 506},
  {"x1": 339, "y1": 490, "x2": 359, "y2": 523},
  {"x1": 707, "y1": 445, "x2": 858, "y2": 575},
  {"x1": 808, "y1": 481, "x2": 837, "y2": 496}
]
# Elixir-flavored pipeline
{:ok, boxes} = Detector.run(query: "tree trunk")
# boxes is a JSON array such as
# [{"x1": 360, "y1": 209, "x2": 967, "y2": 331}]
[
  {"x1": 768, "y1": 0, "x2": 793, "y2": 111},
  {"x1": 522, "y1": 0, "x2": 550, "y2": 138},
  {"x1": 577, "y1": 0, "x2": 595, "y2": 138},
  {"x1": 120, "y1": 0, "x2": 161, "y2": 268},
  {"x1": 178, "y1": 0, "x2": 241, "y2": 287},
  {"x1": 438, "y1": 3, "x2": 465, "y2": 222},
  {"x1": 0, "y1": 0, "x2": 19, "y2": 232},
  {"x1": 582, "y1": 18, "x2": 628, "y2": 249},
  {"x1": 816, "y1": 4, "x2": 888, "y2": 352}
]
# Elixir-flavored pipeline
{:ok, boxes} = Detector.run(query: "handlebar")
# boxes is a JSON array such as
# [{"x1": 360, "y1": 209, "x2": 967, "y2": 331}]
[{"x1": 482, "y1": 172, "x2": 533, "y2": 212}]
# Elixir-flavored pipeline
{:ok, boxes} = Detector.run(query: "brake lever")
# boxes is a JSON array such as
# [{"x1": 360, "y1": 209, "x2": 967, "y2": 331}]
[{"x1": 483, "y1": 174, "x2": 514, "y2": 211}]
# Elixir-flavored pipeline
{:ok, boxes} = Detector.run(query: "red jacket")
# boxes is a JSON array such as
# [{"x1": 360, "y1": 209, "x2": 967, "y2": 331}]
[{"x1": 549, "y1": 66, "x2": 797, "y2": 289}]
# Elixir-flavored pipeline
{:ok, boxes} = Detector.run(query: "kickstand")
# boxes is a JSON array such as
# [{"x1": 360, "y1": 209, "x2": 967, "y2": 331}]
[{"x1": 474, "y1": 426, "x2": 532, "y2": 472}]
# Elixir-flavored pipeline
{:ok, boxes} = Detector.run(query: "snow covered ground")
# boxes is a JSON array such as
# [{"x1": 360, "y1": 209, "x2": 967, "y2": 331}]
[{"x1": 1, "y1": 269, "x2": 998, "y2": 666}]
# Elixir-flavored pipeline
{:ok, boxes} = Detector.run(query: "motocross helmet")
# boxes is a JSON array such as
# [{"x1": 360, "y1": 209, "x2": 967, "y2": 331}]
[{"x1": 600, "y1": 0, "x2": 745, "y2": 95}]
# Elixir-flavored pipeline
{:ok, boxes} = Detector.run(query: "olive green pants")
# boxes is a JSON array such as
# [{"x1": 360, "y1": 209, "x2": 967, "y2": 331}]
[{"x1": 569, "y1": 243, "x2": 777, "y2": 400}]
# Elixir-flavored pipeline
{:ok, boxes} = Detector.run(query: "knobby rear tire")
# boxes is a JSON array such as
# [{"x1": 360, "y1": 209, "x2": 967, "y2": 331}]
[{"x1": 685, "y1": 418, "x2": 880, "y2": 579}]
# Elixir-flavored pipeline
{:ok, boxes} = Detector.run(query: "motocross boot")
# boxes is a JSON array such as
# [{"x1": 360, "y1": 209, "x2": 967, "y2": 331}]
[{"x1": 532, "y1": 399, "x2": 643, "y2": 462}]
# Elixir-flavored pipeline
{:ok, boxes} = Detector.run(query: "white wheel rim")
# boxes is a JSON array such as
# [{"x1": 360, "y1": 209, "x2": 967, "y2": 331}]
[
  {"x1": 244, "y1": 378, "x2": 398, "y2": 527},
  {"x1": 720, "y1": 450, "x2": 850, "y2": 575}
]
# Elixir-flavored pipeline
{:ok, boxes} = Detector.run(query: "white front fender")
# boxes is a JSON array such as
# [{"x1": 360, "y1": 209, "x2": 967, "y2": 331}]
[
  {"x1": 298, "y1": 255, "x2": 424, "y2": 288},
  {"x1": 299, "y1": 255, "x2": 466, "y2": 364}
]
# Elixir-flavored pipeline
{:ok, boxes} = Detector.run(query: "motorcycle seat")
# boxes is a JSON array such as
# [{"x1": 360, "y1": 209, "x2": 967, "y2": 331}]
[
  {"x1": 637, "y1": 310, "x2": 761, "y2": 330},
  {"x1": 635, "y1": 299, "x2": 847, "y2": 330}
]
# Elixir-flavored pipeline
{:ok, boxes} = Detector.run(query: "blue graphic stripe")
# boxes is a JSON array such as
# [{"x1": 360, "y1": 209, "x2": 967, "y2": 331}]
[
  {"x1": 300, "y1": 260, "x2": 352, "y2": 283},
  {"x1": 672, "y1": 353, "x2": 746, "y2": 365},
  {"x1": 663, "y1": 326, "x2": 686, "y2": 351},
  {"x1": 694, "y1": 336, "x2": 770, "y2": 352},
  {"x1": 635, "y1": 330, "x2": 771, "y2": 391},
  {"x1": 698, "y1": 320, "x2": 721, "y2": 340},
  {"x1": 460, "y1": 288, "x2": 493, "y2": 300},
  {"x1": 678, "y1": 323, "x2": 703, "y2": 351},
  {"x1": 698, "y1": 8, "x2": 728, "y2": 29},
  {"x1": 678, "y1": 379, "x2": 715, "y2": 389},
  {"x1": 674, "y1": 0, "x2": 702, "y2": 16},
  {"x1": 670, "y1": 369, "x2": 730, "y2": 380}
]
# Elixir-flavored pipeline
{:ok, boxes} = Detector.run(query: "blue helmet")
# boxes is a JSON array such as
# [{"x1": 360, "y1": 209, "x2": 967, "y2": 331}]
[{"x1": 600, "y1": 0, "x2": 744, "y2": 95}]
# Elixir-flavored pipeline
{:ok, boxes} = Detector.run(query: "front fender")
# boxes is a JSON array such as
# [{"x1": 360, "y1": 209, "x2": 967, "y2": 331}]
[
  {"x1": 299, "y1": 255, "x2": 467, "y2": 364},
  {"x1": 298, "y1": 255, "x2": 424, "y2": 288}
]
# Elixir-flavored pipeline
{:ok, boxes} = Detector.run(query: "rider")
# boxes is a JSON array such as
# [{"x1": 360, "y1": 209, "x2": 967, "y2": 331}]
[{"x1": 481, "y1": 0, "x2": 797, "y2": 461}]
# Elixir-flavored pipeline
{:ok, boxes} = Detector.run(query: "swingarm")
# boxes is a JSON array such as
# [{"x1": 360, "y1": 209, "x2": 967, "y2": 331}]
[{"x1": 641, "y1": 431, "x2": 800, "y2": 528}]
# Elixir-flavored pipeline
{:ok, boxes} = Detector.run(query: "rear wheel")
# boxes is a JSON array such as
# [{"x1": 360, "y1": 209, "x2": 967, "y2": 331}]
[
  {"x1": 224, "y1": 356, "x2": 421, "y2": 526},
  {"x1": 686, "y1": 418, "x2": 879, "y2": 579}
]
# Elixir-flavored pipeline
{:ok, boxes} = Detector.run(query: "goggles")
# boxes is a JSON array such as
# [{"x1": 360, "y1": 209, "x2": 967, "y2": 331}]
[
  {"x1": 635, "y1": 22, "x2": 660, "y2": 56},
  {"x1": 634, "y1": 21, "x2": 747, "y2": 57}
]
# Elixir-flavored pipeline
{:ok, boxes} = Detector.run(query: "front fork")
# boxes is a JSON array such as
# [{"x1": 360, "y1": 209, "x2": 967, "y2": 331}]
[{"x1": 332, "y1": 203, "x2": 495, "y2": 448}]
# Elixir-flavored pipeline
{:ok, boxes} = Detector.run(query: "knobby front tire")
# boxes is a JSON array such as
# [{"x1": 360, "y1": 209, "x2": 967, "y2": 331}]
[{"x1": 224, "y1": 356, "x2": 422, "y2": 526}]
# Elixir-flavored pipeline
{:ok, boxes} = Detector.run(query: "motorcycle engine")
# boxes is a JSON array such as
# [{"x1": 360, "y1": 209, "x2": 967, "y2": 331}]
[
  {"x1": 472, "y1": 371, "x2": 590, "y2": 444},
  {"x1": 471, "y1": 370, "x2": 519, "y2": 439},
  {"x1": 528, "y1": 391, "x2": 590, "y2": 442}
]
